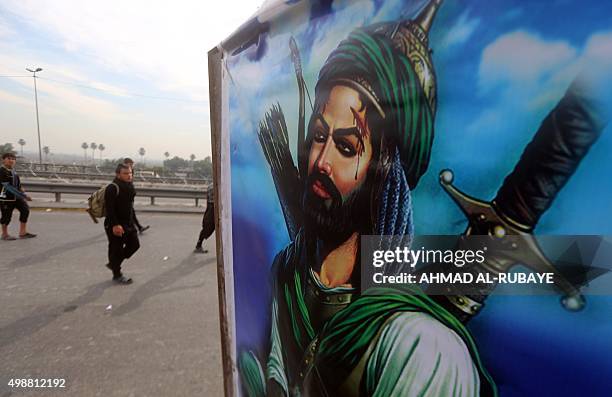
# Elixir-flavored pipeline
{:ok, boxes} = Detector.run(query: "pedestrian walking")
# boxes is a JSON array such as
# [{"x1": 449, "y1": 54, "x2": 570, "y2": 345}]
[
  {"x1": 194, "y1": 184, "x2": 215, "y2": 253},
  {"x1": 123, "y1": 157, "x2": 150, "y2": 234},
  {"x1": 104, "y1": 163, "x2": 140, "y2": 284},
  {"x1": 0, "y1": 152, "x2": 36, "y2": 240}
]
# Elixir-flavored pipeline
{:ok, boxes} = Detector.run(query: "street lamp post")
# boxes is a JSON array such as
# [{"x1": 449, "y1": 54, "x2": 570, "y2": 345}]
[{"x1": 26, "y1": 67, "x2": 43, "y2": 164}]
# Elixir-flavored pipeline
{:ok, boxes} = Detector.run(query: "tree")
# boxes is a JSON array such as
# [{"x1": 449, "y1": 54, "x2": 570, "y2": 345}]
[
  {"x1": 101, "y1": 158, "x2": 123, "y2": 168},
  {"x1": 138, "y1": 147, "x2": 146, "y2": 165},
  {"x1": 18, "y1": 139, "x2": 26, "y2": 156},
  {"x1": 0, "y1": 143, "x2": 15, "y2": 156},
  {"x1": 90, "y1": 142, "x2": 97, "y2": 164},
  {"x1": 163, "y1": 156, "x2": 188, "y2": 171},
  {"x1": 98, "y1": 144, "x2": 105, "y2": 161},
  {"x1": 163, "y1": 151, "x2": 170, "y2": 171},
  {"x1": 190, "y1": 154, "x2": 196, "y2": 166},
  {"x1": 81, "y1": 142, "x2": 89, "y2": 162},
  {"x1": 43, "y1": 146, "x2": 50, "y2": 161},
  {"x1": 193, "y1": 156, "x2": 213, "y2": 178}
]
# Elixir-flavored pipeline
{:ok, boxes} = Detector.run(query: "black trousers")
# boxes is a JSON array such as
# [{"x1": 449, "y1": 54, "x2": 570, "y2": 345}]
[
  {"x1": 0, "y1": 199, "x2": 29, "y2": 225},
  {"x1": 196, "y1": 203, "x2": 215, "y2": 247},
  {"x1": 133, "y1": 212, "x2": 143, "y2": 230},
  {"x1": 105, "y1": 227, "x2": 140, "y2": 277}
]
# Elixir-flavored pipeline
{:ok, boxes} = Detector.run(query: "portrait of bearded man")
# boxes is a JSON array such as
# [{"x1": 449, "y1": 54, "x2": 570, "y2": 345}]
[{"x1": 238, "y1": 1, "x2": 496, "y2": 396}]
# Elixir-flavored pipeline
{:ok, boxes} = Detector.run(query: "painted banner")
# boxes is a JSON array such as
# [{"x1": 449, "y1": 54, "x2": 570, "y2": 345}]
[{"x1": 209, "y1": 1, "x2": 612, "y2": 396}]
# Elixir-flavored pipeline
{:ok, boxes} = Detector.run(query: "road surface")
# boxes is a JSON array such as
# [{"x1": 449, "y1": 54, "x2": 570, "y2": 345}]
[{"x1": 0, "y1": 210, "x2": 222, "y2": 396}]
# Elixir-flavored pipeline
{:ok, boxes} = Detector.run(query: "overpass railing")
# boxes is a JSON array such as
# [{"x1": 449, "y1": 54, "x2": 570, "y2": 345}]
[{"x1": 23, "y1": 181, "x2": 207, "y2": 207}]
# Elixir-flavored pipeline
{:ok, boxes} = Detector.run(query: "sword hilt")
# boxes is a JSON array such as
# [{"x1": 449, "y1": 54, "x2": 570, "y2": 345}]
[
  {"x1": 432, "y1": 74, "x2": 609, "y2": 322},
  {"x1": 434, "y1": 169, "x2": 585, "y2": 321}
]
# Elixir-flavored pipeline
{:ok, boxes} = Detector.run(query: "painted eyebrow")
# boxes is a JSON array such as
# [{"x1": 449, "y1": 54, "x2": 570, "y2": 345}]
[
  {"x1": 333, "y1": 127, "x2": 361, "y2": 139},
  {"x1": 315, "y1": 113, "x2": 363, "y2": 140},
  {"x1": 334, "y1": 127, "x2": 365, "y2": 155}
]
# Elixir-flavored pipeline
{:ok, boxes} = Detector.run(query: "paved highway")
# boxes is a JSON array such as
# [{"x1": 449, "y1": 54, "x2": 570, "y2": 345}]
[{"x1": 0, "y1": 211, "x2": 222, "y2": 396}]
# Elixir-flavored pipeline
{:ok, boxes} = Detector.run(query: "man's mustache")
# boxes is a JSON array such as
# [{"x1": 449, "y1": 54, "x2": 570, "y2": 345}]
[{"x1": 306, "y1": 172, "x2": 342, "y2": 202}]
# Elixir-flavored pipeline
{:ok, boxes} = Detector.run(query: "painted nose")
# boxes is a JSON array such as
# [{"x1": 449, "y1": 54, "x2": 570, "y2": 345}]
[{"x1": 316, "y1": 136, "x2": 333, "y2": 175}]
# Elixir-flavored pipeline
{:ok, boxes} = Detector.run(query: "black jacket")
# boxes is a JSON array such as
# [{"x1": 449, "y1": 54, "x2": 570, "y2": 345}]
[
  {"x1": 207, "y1": 185, "x2": 214, "y2": 205},
  {"x1": 0, "y1": 166, "x2": 21, "y2": 202},
  {"x1": 104, "y1": 178, "x2": 136, "y2": 230}
]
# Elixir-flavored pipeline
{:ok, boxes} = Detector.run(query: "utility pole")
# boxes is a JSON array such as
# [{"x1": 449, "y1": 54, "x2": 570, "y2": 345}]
[{"x1": 26, "y1": 67, "x2": 43, "y2": 164}]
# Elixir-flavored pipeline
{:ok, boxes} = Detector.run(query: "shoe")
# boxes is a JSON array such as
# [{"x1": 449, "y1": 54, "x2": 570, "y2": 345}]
[
  {"x1": 113, "y1": 275, "x2": 133, "y2": 285},
  {"x1": 1, "y1": 235, "x2": 17, "y2": 241},
  {"x1": 194, "y1": 246, "x2": 206, "y2": 254},
  {"x1": 19, "y1": 233, "x2": 37, "y2": 239},
  {"x1": 106, "y1": 263, "x2": 123, "y2": 280},
  {"x1": 139, "y1": 225, "x2": 150, "y2": 234}
]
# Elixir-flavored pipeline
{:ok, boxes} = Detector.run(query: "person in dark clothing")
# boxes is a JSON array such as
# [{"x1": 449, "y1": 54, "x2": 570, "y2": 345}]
[
  {"x1": 1, "y1": 152, "x2": 36, "y2": 241},
  {"x1": 123, "y1": 157, "x2": 150, "y2": 234},
  {"x1": 194, "y1": 184, "x2": 215, "y2": 253},
  {"x1": 104, "y1": 163, "x2": 140, "y2": 284}
]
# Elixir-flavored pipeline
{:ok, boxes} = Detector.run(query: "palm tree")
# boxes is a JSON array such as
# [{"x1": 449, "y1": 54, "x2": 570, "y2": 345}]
[
  {"x1": 138, "y1": 147, "x2": 146, "y2": 165},
  {"x1": 81, "y1": 142, "x2": 89, "y2": 162},
  {"x1": 190, "y1": 154, "x2": 196, "y2": 163},
  {"x1": 163, "y1": 151, "x2": 170, "y2": 171},
  {"x1": 0, "y1": 143, "x2": 15, "y2": 156},
  {"x1": 98, "y1": 144, "x2": 105, "y2": 161},
  {"x1": 18, "y1": 139, "x2": 26, "y2": 156},
  {"x1": 90, "y1": 142, "x2": 97, "y2": 164},
  {"x1": 42, "y1": 146, "x2": 50, "y2": 161}
]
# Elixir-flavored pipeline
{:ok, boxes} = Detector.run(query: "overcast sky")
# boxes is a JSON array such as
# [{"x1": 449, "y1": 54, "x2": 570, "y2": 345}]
[{"x1": 0, "y1": 0, "x2": 260, "y2": 161}]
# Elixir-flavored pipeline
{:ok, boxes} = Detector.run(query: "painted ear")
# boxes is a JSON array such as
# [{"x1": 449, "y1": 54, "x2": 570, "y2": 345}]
[{"x1": 258, "y1": 104, "x2": 303, "y2": 240}]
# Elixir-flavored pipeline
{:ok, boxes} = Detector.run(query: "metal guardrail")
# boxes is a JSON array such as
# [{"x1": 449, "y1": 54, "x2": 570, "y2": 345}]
[
  {"x1": 18, "y1": 162, "x2": 210, "y2": 179},
  {"x1": 18, "y1": 169, "x2": 209, "y2": 185},
  {"x1": 23, "y1": 181, "x2": 207, "y2": 206}
]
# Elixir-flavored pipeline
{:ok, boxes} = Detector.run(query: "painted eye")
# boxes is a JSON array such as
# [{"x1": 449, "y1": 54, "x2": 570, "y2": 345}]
[
  {"x1": 336, "y1": 140, "x2": 357, "y2": 157},
  {"x1": 313, "y1": 130, "x2": 326, "y2": 143}
]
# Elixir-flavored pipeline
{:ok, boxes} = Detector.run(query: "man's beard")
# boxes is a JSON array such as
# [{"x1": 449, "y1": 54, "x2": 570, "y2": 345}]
[{"x1": 302, "y1": 172, "x2": 371, "y2": 246}]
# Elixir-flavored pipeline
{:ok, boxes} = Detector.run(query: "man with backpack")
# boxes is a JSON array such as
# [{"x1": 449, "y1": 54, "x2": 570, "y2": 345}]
[
  {"x1": 122, "y1": 158, "x2": 150, "y2": 234},
  {"x1": 104, "y1": 163, "x2": 140, "y2": 284}
]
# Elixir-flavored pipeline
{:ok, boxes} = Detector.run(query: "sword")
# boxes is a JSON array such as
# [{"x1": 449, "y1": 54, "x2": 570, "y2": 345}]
[{"x1": 432, "y1": 74, "x2": 609, "y2": 322}]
